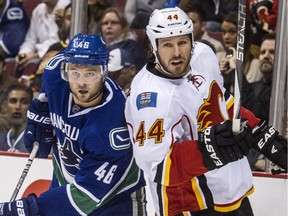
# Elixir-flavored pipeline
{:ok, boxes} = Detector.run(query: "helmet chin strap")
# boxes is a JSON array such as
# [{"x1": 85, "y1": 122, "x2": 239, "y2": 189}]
[{"x1": 86, "y1": 89, "x2": 103, "y2": 103}]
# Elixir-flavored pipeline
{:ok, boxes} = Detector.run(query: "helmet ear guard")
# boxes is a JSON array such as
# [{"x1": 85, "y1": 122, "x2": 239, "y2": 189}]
[{"x1": 60, "y1": 62, "x2": 68, "y2": 81}]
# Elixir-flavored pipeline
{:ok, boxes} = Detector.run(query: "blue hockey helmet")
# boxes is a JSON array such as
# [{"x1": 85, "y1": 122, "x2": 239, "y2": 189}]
[
  {"x1": 61, "y1": 34, "x2": 109, "y2": 81},
  {"x1": 63, "y1": 34, "x2": 109, "y2": 66}
]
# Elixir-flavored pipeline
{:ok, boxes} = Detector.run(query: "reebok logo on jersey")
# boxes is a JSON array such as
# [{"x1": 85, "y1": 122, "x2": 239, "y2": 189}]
[{"x1": 136, "y1": 92, "x2": 157, "y2": 110}]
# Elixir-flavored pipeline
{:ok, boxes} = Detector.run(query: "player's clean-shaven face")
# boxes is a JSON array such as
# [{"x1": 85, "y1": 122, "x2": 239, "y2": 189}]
[
  {"x1": 67, "y1": 64, "x2": 105, "y2": 107},
  {"x1": 156, "y1": 35, "x2": 192, "y2": 77}
]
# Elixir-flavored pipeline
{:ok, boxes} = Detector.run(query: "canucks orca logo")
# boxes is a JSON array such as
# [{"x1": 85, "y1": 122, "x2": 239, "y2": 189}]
[
  {"x1": 110, "y1": 127, "x2": 131, "y2": 150},
  {"x1": 59, "y1": 138, "x2": 82, "y2": 169}
]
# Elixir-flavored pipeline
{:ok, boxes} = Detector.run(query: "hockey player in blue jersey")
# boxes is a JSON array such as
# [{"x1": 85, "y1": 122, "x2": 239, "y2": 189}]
[{"x1": 0, "y1": 34, "x2": 146, "y2": 215}]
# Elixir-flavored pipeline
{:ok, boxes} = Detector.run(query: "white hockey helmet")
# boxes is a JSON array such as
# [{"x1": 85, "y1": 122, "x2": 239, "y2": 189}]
[{"x1": 146, "y1": 7, "x2": 194, "y2": 52}]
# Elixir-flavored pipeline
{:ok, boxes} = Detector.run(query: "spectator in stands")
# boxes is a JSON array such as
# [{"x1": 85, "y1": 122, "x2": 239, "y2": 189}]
[
  {"x1": 87, "y1": 0, "x2": 113, "y2": 34},
  {"x1": 0, "y1": 56, "x2": 19, "y2": 116},
  {"x1": 246, "y1": 33, "x2": 276, "y2": 124},
  {"x1": 100, "y1": 7, "x2": 146, "y2": 71},
  {"x1": 15, "y1": 0, "x2": 70, "y2": 76},
  {"x1": 108, "y1": 48, "x2": 136, "y2": 94},
  {"x1": 48, "y1": 2, "x2": 71, "y2": 52},
  {"x1": 246, "y1": 32, "x2": 277, "y2": 171},
  {"x1": 218, "y1": 11, "x2": 262, "y2": 96},
  {"x1": 180, "y1": 2, "x2": 225, "y2": 56},
  {"x1": 0, "y1": 83, "x2": 32, "y2": 152},
  {"x1": 247, "y1": 0, "x2": 278, "y2": 58},
  {"x1": 29, "y1": 3, "x2": 72, "y2": 91},
  {"x1": 248, "y1": 0, "x2": 278, "y2": 36},
  {"x1": 197, "y1": 39, "x2": 216, "y2": 54},
  {"x1": 15, "y1": 49, "x2": 60, "y2": 94},
  {"x1": 124, "y1": 0, "x2": 166, "y2": 28},
  {"x1": 0, "y1": 0, "x2": 30, "y2": 58},
  {"x1": 13, "y1": 0, "x2": 25, "y2": 7},
  {"x1": 179, "y1": 0, "x2": 238, "y2": 32}
]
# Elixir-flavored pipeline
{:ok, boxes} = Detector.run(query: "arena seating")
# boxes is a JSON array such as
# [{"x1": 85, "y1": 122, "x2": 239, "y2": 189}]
[
  {"x1": 207, "y1": 31, "x2": 224, "y2": 47},
  {"x1": 16, "y1": 0, "x2": 42, "y2": 19}
]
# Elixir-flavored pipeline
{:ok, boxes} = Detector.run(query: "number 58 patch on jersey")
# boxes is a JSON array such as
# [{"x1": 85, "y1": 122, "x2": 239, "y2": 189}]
[{"x1": 110, "y1": 127, "x2": 131, "y2": 150}]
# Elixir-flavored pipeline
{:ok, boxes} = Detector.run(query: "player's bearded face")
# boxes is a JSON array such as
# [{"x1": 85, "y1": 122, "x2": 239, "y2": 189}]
[
  {"x1": 67, "y1": 64, "x2": 105, "y2": 104},
  {"x1": 157, "y1": 35, "x2": 191, "y2": 77}
]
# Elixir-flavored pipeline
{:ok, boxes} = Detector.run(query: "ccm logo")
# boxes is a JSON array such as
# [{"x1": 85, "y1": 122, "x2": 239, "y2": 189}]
[
  {"x1": 27, "y1": 110, "x2": 51, "y2": 125},
  {"x1": 203, "y1": 128, "x2": 223, "y2": 167},
  {"x1": 257, "y1": 127, "x2": 276, "y2": 149}
]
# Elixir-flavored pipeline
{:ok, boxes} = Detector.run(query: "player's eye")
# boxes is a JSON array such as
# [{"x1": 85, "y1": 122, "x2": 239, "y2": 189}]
[
  {"x1": 84, "y1": 72, "x2": 95, "y2": 78},
  {"x1": 178, "y1": 40, "x2": 188, "y2": 46},
  {"x1": 162, "y1": 42, "x2": 173, "y2": 48},
  {"x1": 71, "y1": 71, "x2": 80, "y2": 78}
]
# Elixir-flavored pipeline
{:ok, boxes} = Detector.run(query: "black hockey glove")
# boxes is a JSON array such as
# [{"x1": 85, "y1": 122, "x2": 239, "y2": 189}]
[
  {"x1": 198, "y1": 120, "x2": 253, "y2": 170},
  {"x1": 0, "y1": 195, "x2": 38, "y2": 216},
  {"x1": 24, "y1": 99, "x2": 55, "y2": 158},
  {"x1": 252, "y1": 122, "x2": 287, "y2": 171}
]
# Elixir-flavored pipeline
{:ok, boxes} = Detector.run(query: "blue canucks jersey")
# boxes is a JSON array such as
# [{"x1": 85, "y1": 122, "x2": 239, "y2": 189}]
[
  {"x1": 35, "y1": 53, "x2": 145, "y2": 215},
  {"x1": 0, "y1": 0, "x2": 29, "y2": 57}
]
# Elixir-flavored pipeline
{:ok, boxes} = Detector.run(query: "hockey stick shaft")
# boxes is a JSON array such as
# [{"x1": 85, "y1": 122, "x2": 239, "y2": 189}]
[
  {"x1": 232, "y1": 0, "x2": 246, "y2": 133},
  {"x1": 10, "y1": 142, "x2": 39, "y2": 202}
]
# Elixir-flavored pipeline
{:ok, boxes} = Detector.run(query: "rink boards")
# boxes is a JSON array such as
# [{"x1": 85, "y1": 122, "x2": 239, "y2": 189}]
[{"x1": 0, "y1": 152, "x2": 287, "y2": 216}]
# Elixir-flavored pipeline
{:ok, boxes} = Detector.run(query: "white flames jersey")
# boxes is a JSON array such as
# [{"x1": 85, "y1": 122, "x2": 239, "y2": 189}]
[{"x1": 125, "y1": 42, "x2": 258, "y2": 216}]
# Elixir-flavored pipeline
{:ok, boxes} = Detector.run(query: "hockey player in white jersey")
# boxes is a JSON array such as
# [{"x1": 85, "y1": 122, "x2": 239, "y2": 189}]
[
  {"x1": 0, "y1": 34, "x2": 146, "y2": 215},
  {"x1": 125, "y1": 7, "x2": 287, "y2": 216}
]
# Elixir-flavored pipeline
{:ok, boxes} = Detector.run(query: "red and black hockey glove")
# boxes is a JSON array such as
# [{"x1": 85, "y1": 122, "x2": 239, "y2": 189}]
[{"x1": 198, "y1": 120, "x2": 253, "y2": 170}]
